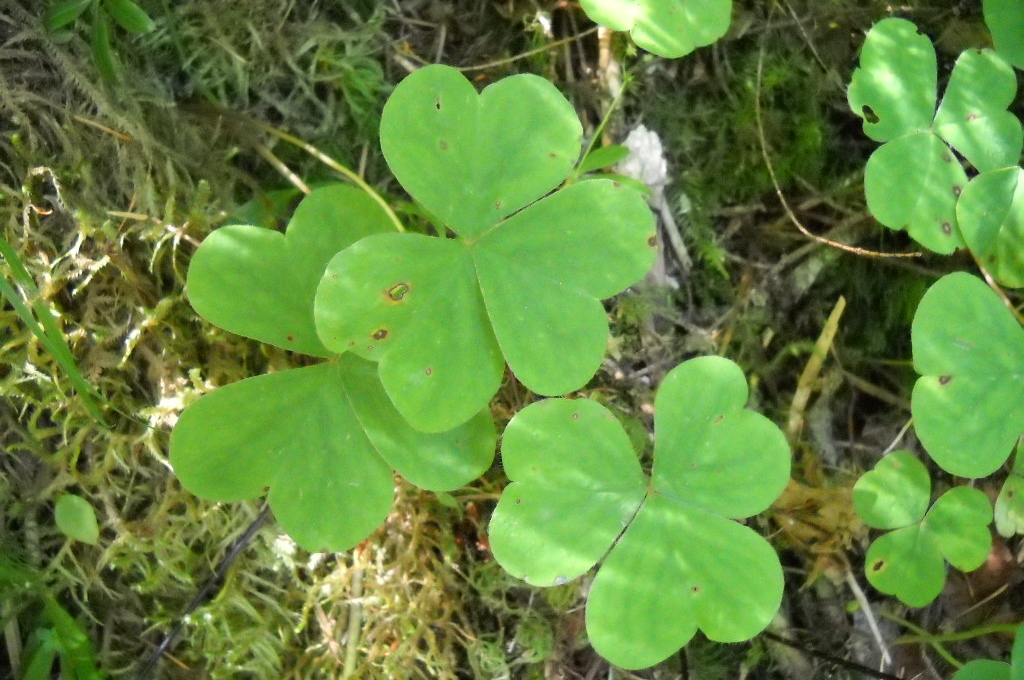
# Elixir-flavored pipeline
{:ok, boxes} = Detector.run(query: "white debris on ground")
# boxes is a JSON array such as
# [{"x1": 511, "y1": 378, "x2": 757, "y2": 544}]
[{"x1": 618, "y1": 124, "x2": 692, "y2": 278}]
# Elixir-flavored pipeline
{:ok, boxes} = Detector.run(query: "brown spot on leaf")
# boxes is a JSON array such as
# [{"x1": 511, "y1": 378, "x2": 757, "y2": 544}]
[
  {"x1": 870, "y1": 559, "x2": 886, "y2": 573},
  {"x1": 571, "y1": 413, "x2": 579, "y2": 420},
  {"x1": 939, "y1": 375, "x2": 952, "y2": 385},
  {"x1": 691, "y1": 585, "x2": 701, "y2": 594},
  {"x1": 966, "y1": 112, "x2": 978, "y2": 122},
  {"x1": 435, "y1": 98, "x2": 442, "y2": 110},
  {"x1": 348, "y1": 341, "x2": 356, "y2": 347},
  {"x1": 941, "y1": 222, "x2": 952, "y2": 235},
  {"x1": 439, "y1": 140, "x2": 448, "y2": 150},
  {"x1": 943, "y1": 152, "x2": 953, "y2": 163},
  {"x1": 286, "y1": 334, "x2": 295, "y2": 342},
  {"x1": 953, "y1": 185, "x2": 962, "y2": 198},
  {"x1": 372, "y1": 328, "x2": 388, "y2": 340},
  {"x1": 515, "y1": 498, "x2": 521, "y2": 504},
  {"x1": 425, "y1": 367, "x2": 433, "y2": 376},
  {"x1": 712, "y1": 414, "x2": 724, "y2": 424},
  {"x1": 495, "y1": 200, "x2": 501, "y2": 208},
  {"x1": 647, "y1": 235, "x2": 657, "y2": 247}
]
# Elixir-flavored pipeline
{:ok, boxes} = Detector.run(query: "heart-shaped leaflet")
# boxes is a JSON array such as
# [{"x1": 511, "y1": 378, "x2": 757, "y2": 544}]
[
  {"x1": 187, "y1": 184, "x2": 395, "y2": 356},
  {"x1": 911, "y1": 272, "x2": 1024, "y2": 478}
]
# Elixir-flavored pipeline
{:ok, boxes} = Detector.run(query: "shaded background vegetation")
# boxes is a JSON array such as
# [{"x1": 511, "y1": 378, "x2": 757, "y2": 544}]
[{"x1": 2, "y1": 0, "x2": 1021, "y2": 678}]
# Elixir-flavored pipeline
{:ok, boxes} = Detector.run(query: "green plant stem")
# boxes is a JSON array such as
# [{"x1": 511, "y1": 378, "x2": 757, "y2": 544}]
[
  {"x1": 455, "y1": 26, "x2": 600, "y2": 72},
  {"x1": 878, "y1": 611, "x2": 963, "y2": 668},
  {"x1": 341, "y1": 567, "x2": 363, "y2": 680},
  {"x1": 250, "y1": 121, "x2": 404, "y2": 233},
  {"x1": 568, "y1": 75, "x2": 630, "y2": 183},
  {"x1": 895, "y1": 622, "x2": 1021, "y2": 646}
]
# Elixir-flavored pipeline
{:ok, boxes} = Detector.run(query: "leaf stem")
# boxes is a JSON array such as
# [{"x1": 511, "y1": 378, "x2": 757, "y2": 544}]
[
  {"x1": 878, "y1": 610, "x2": 963, "y2": 669},
  {"x1": 250, "y1": 121, "x2": 405, "y2": 233}
]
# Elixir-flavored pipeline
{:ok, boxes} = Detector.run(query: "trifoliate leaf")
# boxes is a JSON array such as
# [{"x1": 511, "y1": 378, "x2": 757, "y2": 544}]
[
  {"x1": 54, "y1": 494, "x2": 99, "y2": 545},
  {"x1": 855, "y1": 451, "x2": 992, "y2": 607},
  {"x1": 578, "y1": 0, "x2": 732, "y2": 59},
  {"x1": 958, "y1": 167, "x2": 1024, "y2": 288},
  {"x1": 849, "y1": 18, "x2": 1022, "y2": 253},
  {"x1": 489, "y1": 356, "x2": 790, "y2": 669},
  {"x1": 912, "y1": 272, "x2": 1024, "y2": 478},
  {"x1": 315, "y1": 66, "x2": 655, "y2": 433},
  {"x1": 187, "y1": 184, "x2": 395, "y2": 357}
]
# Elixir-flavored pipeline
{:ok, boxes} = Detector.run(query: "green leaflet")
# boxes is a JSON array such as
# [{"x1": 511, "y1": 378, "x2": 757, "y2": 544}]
[
  {"x1": 54, "y1": 494, "x2": 100, "y2": 545},
  {"x1": 187, "y1": 184, "x2": 395, "y2": 357},
  {"x1": 995, "y1": 448, "x2": 1024, "y2": 537},
  {"x1": 315, "y1": 66, "x2": 655, "y2": 433},
  {"x1": 984, "y1": 0, "x2": 1024, "y2": 70},
  {"x1": 957, "y1": 167, "x2": 1024, "y2": 288},
  {"x1": 911, "y1": 273, "x2": 1024, "y2": 478},
  {"x1": 854, "y1": 451, "x2": 992, "y2": 607},
  {"x1": 578, "y1": 0, "x2": 732, "y2": 59},
  {"x1": 489, "y1": 356, "x2": 790, "y2": 669},
  {"x1": 849, "y1": 18, "x2": 1022, "y2": 253}
]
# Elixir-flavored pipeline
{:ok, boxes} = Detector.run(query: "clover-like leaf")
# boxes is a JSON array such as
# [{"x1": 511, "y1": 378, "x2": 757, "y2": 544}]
[
  {"x1": 985, "y1": 0, "x2": 1024, "y2": 70},
  {"x1": 578, "y1": 0, "x2": 732, "y2": 59},
  {"x1": 849, "y1": 18, "x2": 1023, "y2": 253},
  {"x1": 316, "y1": 66, "x2": 655, "y2": 433},
  {"x1": 171, "y1": 357, "x2": 495, "y2": 552},
  {"x1": 187, "y1": 184, "x2": 395, "y2": 357},
  {"x1": 489, "y1": 356, "x2": 790, "y2": 669},
  {"x1": 175, "y1": 186, "x2": 496, "y2": 552},
  {"x1": 854, "y1": 451, "x2": 992, "y2": 607},
  {"x1": 912, "y1": 272, "x2": 1024, "y2": 478},
  {"x1": 996, "y1": 448, "x2": 1024, "y2": 537},
  {"x1": 958, "y1": 167, "x2": 1024, "y2": 288}
]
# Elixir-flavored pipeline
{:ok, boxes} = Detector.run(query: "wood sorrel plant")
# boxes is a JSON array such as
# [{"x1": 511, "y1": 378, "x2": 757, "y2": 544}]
[
  {"x1": 849, "y1": 13, "x2": 1024, "y2": 610},
  {"x1": 171, "y1": 61, "x2": 794, "y2": 670}
]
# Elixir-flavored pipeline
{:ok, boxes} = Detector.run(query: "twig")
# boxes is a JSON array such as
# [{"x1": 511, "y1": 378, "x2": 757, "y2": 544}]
[
  {"x1": 255, "y1": 142, "x2": 311, "y2": 195},
  {"x1": 845, "y1": 569, "x2": 893, "y2": 668},
  {"x1": 761, "y1": 631, "x2": 905, "y2": 680},
  {"x1": 753, "y1": 46, "x2": 921, "y2": 260},
  {"x1": 250, "y1": 121, "x2": 404, "y2": 234},
  {"x1": 136, "y1": 503, "x2": 272, "y2": 680},
  {"x1": 456, "y1": 26, "x2": 600, "y2": 73}
]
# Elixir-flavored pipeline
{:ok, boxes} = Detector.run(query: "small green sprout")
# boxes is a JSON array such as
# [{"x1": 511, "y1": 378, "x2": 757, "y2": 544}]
[
  {"x1": 54, "y1": 494, "x2": 100, "y2": 545},
  {"x1": 488, "y1": 356, "x2": 790, "y2": 669},
  {"x1": 995, "y1": 448, "x2": 1024, "y2": 537},
  {"x1": 172, "y1": 185, "x2": 496, "y2": 552},
  {"x1": 314, "y1": 65, "x2": 655, "y2": 433},
  {"x1": 578, "y1": 0, "x2": 732, "y2": 59},
  {"x1": 848, "y1": 18, "x2": 1022, "y2": 253},
  {"x1": 853, "y1": 451, "x2": 992, "y2": 607},
  {"x1": 911, "y1": 272, "x2": 1024, "y2": 478}
]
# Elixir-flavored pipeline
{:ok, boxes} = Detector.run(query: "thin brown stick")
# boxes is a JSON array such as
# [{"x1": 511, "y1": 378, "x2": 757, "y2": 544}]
[
  {"x1": 456, "y1": 26, "x2": 600, "y2": 72},
  {"x1": 754, "y1": 46, "x2": 921, "y2": 259}
]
